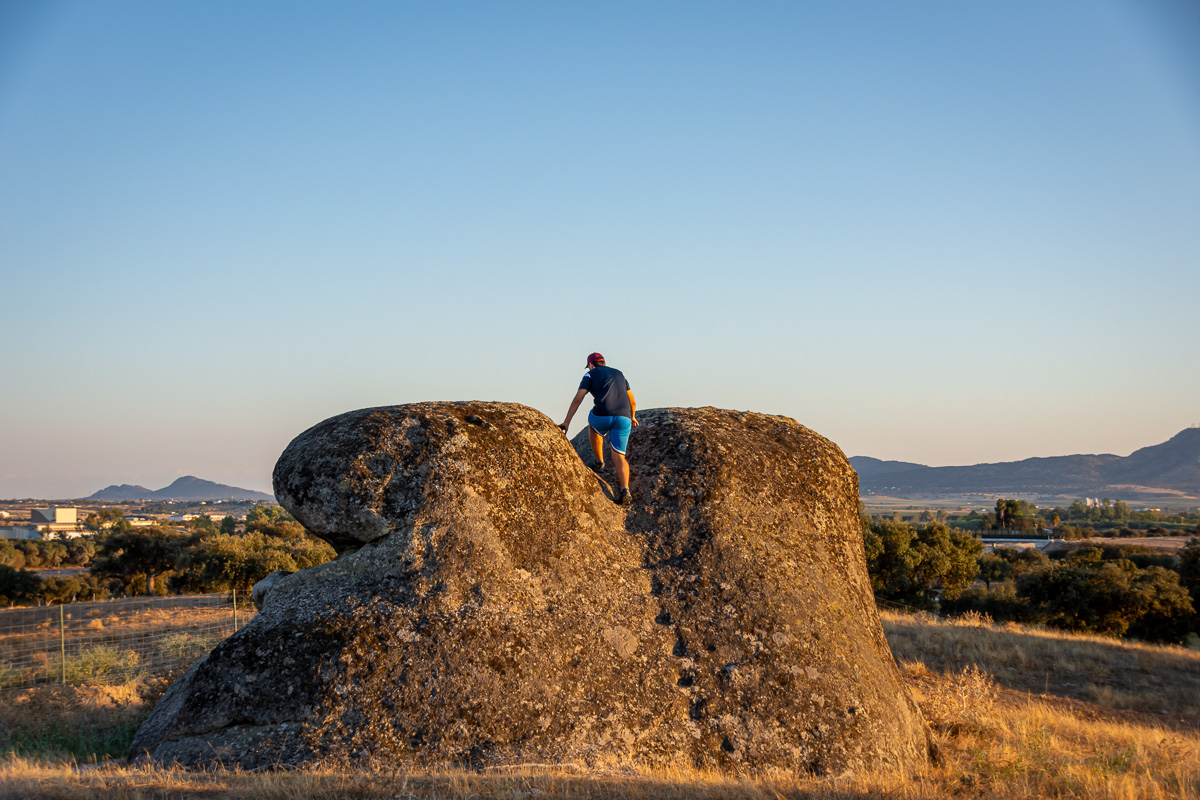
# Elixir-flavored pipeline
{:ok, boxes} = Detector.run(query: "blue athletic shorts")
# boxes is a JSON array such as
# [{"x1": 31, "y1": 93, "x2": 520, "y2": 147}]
[{"x1": 588, "y1": 411, "x2": 633, "y2": 455}]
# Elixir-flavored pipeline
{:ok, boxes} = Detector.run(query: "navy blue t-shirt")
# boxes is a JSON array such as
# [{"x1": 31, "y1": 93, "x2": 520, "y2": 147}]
[{"x1": 579, "y1": 366, "x2": 633, "y2": 418}]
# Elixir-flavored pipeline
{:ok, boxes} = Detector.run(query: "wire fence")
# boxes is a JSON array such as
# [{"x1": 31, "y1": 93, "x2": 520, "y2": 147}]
[
  {"x1": 0, "y1": 591, "x2": 954, "y2": 691},
  {"x1": 875, "y1": 597, "x2": 932, "y2": 615},
  {"x1": 0, "y1": 593, "x2": 254, "y2": 691}
]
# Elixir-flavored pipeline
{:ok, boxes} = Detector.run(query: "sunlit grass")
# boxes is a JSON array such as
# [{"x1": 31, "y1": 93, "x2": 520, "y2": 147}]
[
  {"x1": 881, "y1": 609, "x2": 1200, "y2": 724},
  {"x1": 1, "y1": 611, "x2": 1197, "y2": 799}
]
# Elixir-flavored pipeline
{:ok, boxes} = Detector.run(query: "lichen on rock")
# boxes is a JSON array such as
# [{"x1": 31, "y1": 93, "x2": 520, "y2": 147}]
[
  {"x1": 574, "y1": 407, "x2": 929, "y2": 773},
  {"x1": 130, "y1": 401, "x2": 931, "y2": 775}
]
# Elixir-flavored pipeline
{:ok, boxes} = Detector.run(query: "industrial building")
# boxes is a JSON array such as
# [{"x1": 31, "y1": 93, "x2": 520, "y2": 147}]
[{"x1": 2, "y1": 508, "x2": 84, "y2": 540}]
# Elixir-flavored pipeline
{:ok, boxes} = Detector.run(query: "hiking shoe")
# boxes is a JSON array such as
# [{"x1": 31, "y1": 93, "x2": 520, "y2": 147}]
[
  {"x1": 616, "y1": 487, "x2": 631, "y2": 506},
  {"x1": 589, "y1": 461, "x2": 605, "y2": 474}
]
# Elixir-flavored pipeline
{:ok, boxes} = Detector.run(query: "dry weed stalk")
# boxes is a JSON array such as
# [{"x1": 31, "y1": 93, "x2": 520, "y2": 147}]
[
  {"x1": 881, "y1": 609, "x2": 1200, "y2": 724},
  {"x1": 918, "y1": 663, "x2": 998, "y2": 736}
]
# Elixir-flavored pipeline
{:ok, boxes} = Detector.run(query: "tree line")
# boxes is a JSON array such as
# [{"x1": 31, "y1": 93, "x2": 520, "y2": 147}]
[
  {"x1": 863, "y1": 516, "x2": 1199, "y2": 645},
  {"x1": 961, "y1": 498, "x2": 1200, "y2": 534},
  {"x1": 0, "y1": 537, "x2": 95, "y2": 570},
  {"x1": 0, "y1": 505, "x2": 334, "y2": 606},
  {"x1": 6, "y1": 503, "x2": 1198, "y2": 645},
  {"x1": 945, "y1": 542, "x2": 1198, "y2": 643}
]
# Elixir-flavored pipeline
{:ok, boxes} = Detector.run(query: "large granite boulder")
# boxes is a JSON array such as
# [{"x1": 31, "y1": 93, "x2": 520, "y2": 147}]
[
  {"x1": 574, "y1": 408, "x2": 928, "y2": 772},
  {"x1": 130, "y1": 402, "x2": 930, "y2": 775}
]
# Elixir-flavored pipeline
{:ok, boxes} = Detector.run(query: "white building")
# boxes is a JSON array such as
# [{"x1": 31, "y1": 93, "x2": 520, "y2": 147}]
[
  {"x1": 31, "y1": 508, "x2": 77, "y2": 525},
  {"x1": 15, "y1": 508, "x2": 84, "y2": 539},
  {"x1": 3, "y1": 526, "x2": 42, "y2": 540}
]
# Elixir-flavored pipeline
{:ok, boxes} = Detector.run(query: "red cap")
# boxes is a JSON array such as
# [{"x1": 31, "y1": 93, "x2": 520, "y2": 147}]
[{"x1": 587, "y1": 352, "x2": 605, "y2": 365}]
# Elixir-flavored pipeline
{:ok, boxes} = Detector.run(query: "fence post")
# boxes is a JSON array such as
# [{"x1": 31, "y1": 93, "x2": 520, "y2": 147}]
[
  {"x1": 233, "y1": 589, "x2": 238, "y2": 632},
  {"x1": 59, "y1": 604, "x2": 66, "y2": 685}
]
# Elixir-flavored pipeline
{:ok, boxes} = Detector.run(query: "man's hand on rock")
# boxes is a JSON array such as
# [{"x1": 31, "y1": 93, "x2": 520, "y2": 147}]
[{"x1": 558, "y1": 423, "x2": 569, "y2": 434}]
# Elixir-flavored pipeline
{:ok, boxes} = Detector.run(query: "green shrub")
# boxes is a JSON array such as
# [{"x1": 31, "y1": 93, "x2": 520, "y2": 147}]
[
  {"x1": 41, "y1": 646, "x2": 143, "y2": 685},
  {"x1": 1017, "y1": 561, "x2": 1195, "y2": 642},
  {"x1": 0, "y1": 661, "x2": 24, "y2": 689},
  {"x1": 156, "y1": 632, "x2": 217, "y2": 666},
  {"x1": 941, "y1": 583, "x2": 1030, "y2": 623},
  {"x1": 170, "y1": 531, "x2": 334, "y2": 594},
  {"x1": 0, "y1": 719, "x2": 143, "y2": 761},
  {"x1": 863, "y1": 519, "x2": 982, "y2": 609}
]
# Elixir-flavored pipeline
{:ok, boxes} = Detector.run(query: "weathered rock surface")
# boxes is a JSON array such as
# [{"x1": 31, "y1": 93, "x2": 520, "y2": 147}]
[
  {"x1": 574, "y1": 408, "x2": 929, "y2": 772},
  {"x1": 252, "y1": 570, "x2": 292, "y2": 611},
  {"x1": 130, "y1": 402, "x2": 930, "y2": 775}
]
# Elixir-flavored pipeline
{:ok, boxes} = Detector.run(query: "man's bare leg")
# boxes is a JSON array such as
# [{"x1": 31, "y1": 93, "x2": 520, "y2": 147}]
[
  {"x1": 612, "y1": 450, "x2": 630, "y2": 490},
  {"x1": 588, "y1": 427, "x2": 605, "y2": 467}
]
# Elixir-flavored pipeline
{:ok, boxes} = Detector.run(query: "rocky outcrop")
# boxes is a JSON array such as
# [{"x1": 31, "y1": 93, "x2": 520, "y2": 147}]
[
  {"x1": 130, "y1": 402, "x2": 930, "y2": 775},
  {"x1": 574, "y1": 408, "x2": 928, "y2": 772},
  {"x1": 251, "y1": 570, "x2": 292, "y2": 611}
]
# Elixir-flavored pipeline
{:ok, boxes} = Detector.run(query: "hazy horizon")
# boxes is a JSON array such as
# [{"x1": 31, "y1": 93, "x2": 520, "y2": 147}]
[
  {"x1": 4, "y1": 423, "x2": 1196, "y2": 501},
  {"x1": 3, "y1": 1, "x2": 1198, "y2": 499}
]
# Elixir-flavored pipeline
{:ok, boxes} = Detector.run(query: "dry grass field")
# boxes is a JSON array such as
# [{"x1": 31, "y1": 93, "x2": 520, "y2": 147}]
[
  {"x1": 0, "y1": 597, "x2": 253, "y2": 689},
  {"x1": 0, "y1": 610, "x2": 1197, "y2": 799}
]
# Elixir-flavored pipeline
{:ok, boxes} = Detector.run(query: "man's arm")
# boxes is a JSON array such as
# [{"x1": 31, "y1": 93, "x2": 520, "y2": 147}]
[
  {"x1": 559, "y1": 388, "x2": 589, "y2": 433},
  {"x1": 627, "y1": 390, "x2": 638, "y2": 427}
]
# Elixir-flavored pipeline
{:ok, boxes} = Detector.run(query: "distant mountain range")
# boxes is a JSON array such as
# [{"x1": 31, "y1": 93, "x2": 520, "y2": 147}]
[
  {"x1": 80, "y1": 430, "x2": 1199, "y2": 503},
  {"x1": 851, "y1": 428, "x2": 1200, "y2": 501},
  {"x1": 86, "y1": 476, "x2": 273, "y2": 502}
]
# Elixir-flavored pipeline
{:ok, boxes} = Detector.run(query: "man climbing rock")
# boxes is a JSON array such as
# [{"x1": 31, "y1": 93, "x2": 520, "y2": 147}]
[{"x1": 558, "y1": 352, "x2": 638, "y2": 505}]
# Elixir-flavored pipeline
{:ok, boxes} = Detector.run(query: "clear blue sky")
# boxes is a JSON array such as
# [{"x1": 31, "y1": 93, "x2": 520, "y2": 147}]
[{"x1": 2, "y1": 0, "x2": 1198, "y2": 499}]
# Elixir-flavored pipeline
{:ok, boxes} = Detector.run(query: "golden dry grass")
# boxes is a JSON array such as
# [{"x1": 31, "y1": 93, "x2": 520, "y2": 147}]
[
  {"x1": 904, "y1": 660, "x2": 1200, "y2": 799},
  {"x1": 0, "y1": 602, "x2": 257, "y2": 689},
  {"x1": 0, "y1": 611, "x2": 1197, "y2": 799},
  {"x1": 0, "y1": 761, "x2": 921, "y2": 800},
  {"x1": 0, "y1": 681, "x2": 148, "y2": 734},
  {"x1": 0, "y1": 603, "x2": 256, "y2": 646},
  {"x1": 881, "y1": 609, "x2": 1200, "y2": 729}
]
